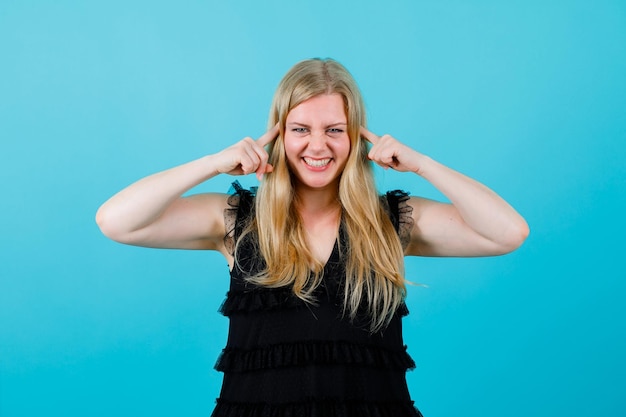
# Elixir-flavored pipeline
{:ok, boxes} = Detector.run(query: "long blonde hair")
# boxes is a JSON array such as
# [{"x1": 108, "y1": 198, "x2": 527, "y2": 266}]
[{"x1": 238, "y1": 58, "x2": 406, "y2": 332}]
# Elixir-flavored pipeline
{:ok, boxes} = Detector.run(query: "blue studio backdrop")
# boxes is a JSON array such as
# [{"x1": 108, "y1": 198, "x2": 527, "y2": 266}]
[{"x1": 1, "y1": 1, "x2": 625, "y2": 416}]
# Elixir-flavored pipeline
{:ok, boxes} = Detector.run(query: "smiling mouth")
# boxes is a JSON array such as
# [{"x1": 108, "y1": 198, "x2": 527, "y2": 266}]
[{"x1": 303, "y1": 157, "x2": 332, "y2": 168}]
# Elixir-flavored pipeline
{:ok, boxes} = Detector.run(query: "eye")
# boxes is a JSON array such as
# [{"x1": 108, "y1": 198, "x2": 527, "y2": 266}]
[
  {"x1": 327, "y1": 128, "x2": 344, "y2": 134},
  {"x1": 292, "y1": 127, "x2": 309, "y2": 134}
]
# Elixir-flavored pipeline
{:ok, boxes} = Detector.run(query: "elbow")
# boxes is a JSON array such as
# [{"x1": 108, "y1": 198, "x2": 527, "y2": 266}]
[
  {"x1": 497, "y1": 219, "x2": 530, "y2": 254},
  {"x1": 95, "y1": 206, "x2": 128, "y2": 243},
  {"x1": 95, "y1": 206, "x2": 115, "y2": 239}
]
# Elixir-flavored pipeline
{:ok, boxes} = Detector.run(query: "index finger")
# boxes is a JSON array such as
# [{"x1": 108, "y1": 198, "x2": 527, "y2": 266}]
[
  {"x1": 360, "y1": 126, "x2": 379, "y2": 144},
  {"x1": 256, "y1": 123, "x2": 280, "y2": 147}
]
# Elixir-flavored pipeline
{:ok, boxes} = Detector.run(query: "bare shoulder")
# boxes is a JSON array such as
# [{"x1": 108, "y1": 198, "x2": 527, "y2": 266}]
[
  {"x1": 188, "y1": 192, "x2": 239, "y2": 268},
  {"x1": 183, "y1": 192, "x2": 230, "y2": 210},
  {"x1": 404, "y1": 196, "x2": 525, "y2": 257},
  {"x1": 110, "y1": 192, "x2": 232, "y2": 252},
  {"x1": 406, "y1": 195, "x2": 449, "y2": 217},
  {"x1": 172, "y1": 192, "x2": 232, "y2": 249},
  {"x1": 404, "y1": 195, "x2": 470, "y2": 256}
]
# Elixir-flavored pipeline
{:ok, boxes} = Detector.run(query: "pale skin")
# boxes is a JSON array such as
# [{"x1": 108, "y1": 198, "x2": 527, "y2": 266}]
[{"x1": 96, "y1": 93, "x2": 529, "y2": 270}]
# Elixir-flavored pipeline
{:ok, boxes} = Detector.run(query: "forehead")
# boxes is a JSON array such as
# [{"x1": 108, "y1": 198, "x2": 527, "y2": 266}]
[{"x1": 286, "y1": 93, "x2": 347, "y2": 123}]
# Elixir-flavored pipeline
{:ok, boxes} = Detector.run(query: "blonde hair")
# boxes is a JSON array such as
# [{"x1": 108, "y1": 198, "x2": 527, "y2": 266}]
[{"x1": 238, "y1": 58, "x2": 406, "y2": 332}]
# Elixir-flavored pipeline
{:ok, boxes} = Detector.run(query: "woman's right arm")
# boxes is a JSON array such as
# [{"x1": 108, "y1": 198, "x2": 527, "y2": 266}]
[{"x1": 95, "y1": 125, "x2": 278, "y2": 251}]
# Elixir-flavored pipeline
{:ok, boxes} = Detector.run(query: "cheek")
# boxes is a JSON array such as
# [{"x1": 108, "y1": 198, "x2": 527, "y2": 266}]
[
  {"x1": 335, "y1": 136, "x2": 352, "y2": 158},
  {"x1": 282, "y1": 136, "x2": 301, "y2": 160}
]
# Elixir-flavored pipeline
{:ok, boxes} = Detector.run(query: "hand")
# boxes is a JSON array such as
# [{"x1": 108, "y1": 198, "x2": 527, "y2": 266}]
[
  {"x1": 360, "y1": 127, "x2": 423, "y2": 173},
  {"x1": 216, "y1": 124, "x2": 279, "y2": 180}
]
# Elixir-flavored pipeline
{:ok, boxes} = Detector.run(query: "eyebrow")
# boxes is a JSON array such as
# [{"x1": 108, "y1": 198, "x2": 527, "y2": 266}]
[{"x1": 286, "y1": 122, "x2": 348, "y2": 128}]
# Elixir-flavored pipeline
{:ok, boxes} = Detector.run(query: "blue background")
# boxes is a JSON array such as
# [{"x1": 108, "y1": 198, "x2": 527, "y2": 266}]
[{"x1": 1, "y1": 1, "x2": 625, "y2": 416}]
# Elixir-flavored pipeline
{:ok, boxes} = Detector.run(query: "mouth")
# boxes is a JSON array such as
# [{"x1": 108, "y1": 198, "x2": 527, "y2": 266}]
[{"x1": 303, "y1": 157, "x2": 332, "y2": 168}]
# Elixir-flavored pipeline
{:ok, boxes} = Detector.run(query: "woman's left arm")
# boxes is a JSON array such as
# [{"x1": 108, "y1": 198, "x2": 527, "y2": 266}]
[{"x1": 361, "y1": 127, "x2": 530, "y2": 257}]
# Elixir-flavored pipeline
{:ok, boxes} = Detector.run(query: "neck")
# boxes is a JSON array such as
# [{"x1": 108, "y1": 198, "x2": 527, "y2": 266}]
[
  {"x1": 294, "y1": 186, "x2": 342, "y2": 261},
  {"x1": 294, "y1": 186, "x2": 341, "y2": 215}
]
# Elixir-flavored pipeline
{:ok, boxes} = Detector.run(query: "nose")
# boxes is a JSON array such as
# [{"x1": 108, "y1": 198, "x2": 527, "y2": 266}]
[{"x1": 308, "y1": 131, "x2": 328, "y2": 150}]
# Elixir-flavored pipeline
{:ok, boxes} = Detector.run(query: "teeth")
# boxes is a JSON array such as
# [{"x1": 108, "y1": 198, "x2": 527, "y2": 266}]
[{"x1": 304, "y1": 158, "x2": 331, "y2": 167}]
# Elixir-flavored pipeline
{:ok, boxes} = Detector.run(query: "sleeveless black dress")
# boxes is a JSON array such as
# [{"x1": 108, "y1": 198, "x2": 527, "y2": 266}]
[{"x1": 211, "y1": 184, "x2": 423, "y2": 417}]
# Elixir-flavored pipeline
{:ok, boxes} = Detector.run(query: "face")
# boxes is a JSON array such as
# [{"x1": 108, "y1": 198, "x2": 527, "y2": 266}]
[{"x1": 284, "y1": 93, "x2": 351, "y2": 194}]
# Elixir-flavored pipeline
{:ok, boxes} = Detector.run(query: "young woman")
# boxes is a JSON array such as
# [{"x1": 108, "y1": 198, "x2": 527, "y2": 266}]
[{"x1": 96, "y1": 58, "x2": 529, "y2": 417}]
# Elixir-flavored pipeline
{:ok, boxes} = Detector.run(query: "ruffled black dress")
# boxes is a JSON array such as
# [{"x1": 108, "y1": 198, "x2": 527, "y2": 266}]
[{"x1": 211, "y1": 185, "x2": 423, "y2": 417}]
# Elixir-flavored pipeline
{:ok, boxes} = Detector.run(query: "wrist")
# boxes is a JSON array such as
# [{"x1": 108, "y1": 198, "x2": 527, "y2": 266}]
[
  {"x1": 199, "y1": 154, "x2": 221, "y2": 179},
  {"x1": 412, "y1": 153, "x2": 434, "y2": 177}
]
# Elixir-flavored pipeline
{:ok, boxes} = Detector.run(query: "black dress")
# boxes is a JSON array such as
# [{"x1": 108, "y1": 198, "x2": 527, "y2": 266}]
[{"x1": 211, "y1": 184, "x2": 423, "y2": 417}]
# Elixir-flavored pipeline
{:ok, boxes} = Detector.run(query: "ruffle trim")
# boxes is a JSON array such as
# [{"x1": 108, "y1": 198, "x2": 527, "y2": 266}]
[
  {"x1": 219, "y1": 288, "x2": 410, "y2": 318},
  {"x1": 212, "y1": 397, "x2": 423, "y2": 417},
  {"x1": 219, "y1": 287, "x2": 305, "y2": 316},
  {"x1": 224, "y1": 184, "x2": 414, "y2": 254},
  {"x1": 382, "y1": 190, "x2": 414, "y2": 250},
  {"x1": 223, "y1": 181, "x2": 256, "y2": 255},
  {"x1": 215, "y1": 340, "x2": 416, "y2": 373}
]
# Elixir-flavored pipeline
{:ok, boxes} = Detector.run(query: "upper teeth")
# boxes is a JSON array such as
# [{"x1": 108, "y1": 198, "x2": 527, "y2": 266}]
[{"x1": 304, "y1": 158, "x2": 331, "y2": 167}]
